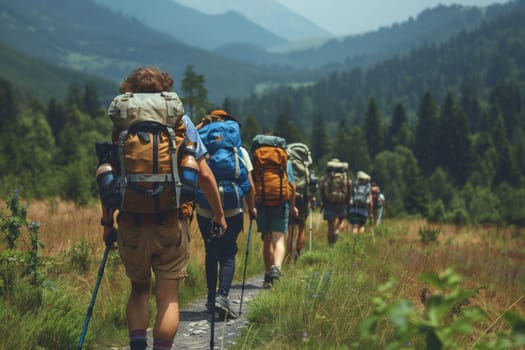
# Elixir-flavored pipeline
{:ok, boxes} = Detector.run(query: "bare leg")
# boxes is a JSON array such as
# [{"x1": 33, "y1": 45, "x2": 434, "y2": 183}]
[
  {"x1": 153, "y1": 278, "x2": 181, "y2": 340},
  {"x1": 272, "y1": 232, "x2": 286, "y2": 267},
  {"x1": 127, "y1": 280, "x2": 151, "y2": 332},
  {"x1": 263, "y1": 233, "x2": 273, "y2": 272}
]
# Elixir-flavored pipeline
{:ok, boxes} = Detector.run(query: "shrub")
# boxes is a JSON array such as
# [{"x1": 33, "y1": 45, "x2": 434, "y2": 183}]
[
  {"x1": 418, "y1": 226, "x2": 441, "y2": 243},
  {"x1": 68, "y1": 239, "x2": 91, "y2": 274}
]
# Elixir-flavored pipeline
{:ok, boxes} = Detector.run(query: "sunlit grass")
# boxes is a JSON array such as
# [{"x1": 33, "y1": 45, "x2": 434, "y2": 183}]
[
  {"x1": 231, "y1": 213, "x2": 525, "y2": 349},
  {"x1": 3, "y1": 201, "x2": 523, "y2": 349}
]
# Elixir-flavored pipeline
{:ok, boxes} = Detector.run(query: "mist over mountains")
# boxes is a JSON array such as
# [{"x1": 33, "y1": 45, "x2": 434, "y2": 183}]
[{"x1": 0, "y1": 0, "x2": 520, "y2": 104}]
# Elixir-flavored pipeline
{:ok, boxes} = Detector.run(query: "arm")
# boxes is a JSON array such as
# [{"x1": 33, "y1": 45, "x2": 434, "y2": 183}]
[
  {"x1": 368, "y1": 193, "x2": 374, "y2": 222},
  {"x1": 287, "y1": 160, "x2": 298, "y2": 217},
  {"x1": 319, "y1": 179, "x2": 325, "y2": 209},
  {"x1": 289, "y1": 180, "x2": 299, "y2": 217},
  {"x1": 184, "y1": 114, "x2": 227, "y2": 232},
  {"x1": 197, "y1": 157, "x2": 227, "y2": 233},
  {"x1": 347, "y1": 179, "x2": 353, "y2": 207},
  {"x1": 245, "y1": 171, "x2": 257, "y2": 219},
  {"x1": 100, "y1": 205, "x2": 117, "y2": 245}
]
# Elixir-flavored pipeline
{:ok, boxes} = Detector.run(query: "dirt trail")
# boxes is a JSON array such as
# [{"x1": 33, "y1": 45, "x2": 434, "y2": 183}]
[{"x1": 115, "y1": 275, "x2": 264, "y2": 350}]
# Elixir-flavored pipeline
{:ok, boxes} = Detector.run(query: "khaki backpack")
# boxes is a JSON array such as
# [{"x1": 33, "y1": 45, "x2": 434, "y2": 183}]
[
  {"x1": 322, "y1": 159, "x2": 349, "y2": 204},
  {"x1": 251, "y1": 135, "x2": 290, "y2": 206},
  {"x1": 286, "y1": 142, "x2": 312, "y2": 201},
  {"x1": 107, "y1": 91, "x2": 195, "y2": 214}
]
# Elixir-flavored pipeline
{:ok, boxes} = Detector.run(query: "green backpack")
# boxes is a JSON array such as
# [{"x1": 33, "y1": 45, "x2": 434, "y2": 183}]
[
  {"x1": 322, "y1": 159, "x2": 349, "y2": 204},
  {"x1": 286, "y1": 143, "x2": 312, "y2": 201}
]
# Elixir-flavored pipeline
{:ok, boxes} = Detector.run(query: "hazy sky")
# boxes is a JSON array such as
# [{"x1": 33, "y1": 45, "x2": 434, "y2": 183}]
[{"x1": 275, "y1": 0, "x2": 511, "y2": 36}]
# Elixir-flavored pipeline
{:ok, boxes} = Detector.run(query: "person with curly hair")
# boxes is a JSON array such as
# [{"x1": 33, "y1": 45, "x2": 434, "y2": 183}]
[{"x1": 100, "y1": 66, "x2": 227, "y2": 350}]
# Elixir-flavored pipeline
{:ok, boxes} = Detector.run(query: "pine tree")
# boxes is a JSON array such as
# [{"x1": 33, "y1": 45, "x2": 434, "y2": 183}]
[
  {"x1": 181, "y1": 65, "x2": 208, "y2": 121},
  {"x1": 46, "y1": 98, "x2": 67, "y2": 144},
  {"x1": 438, "y1": 93, "x2": 472, "y2": 185},
  {"x1": 83, "y1": 81, "x2": 101, "y2": 118},
  {"x1": 241, "y1": 114, "x2": 261, "y2": 148},
  {"x1": 0, "y1": 78, "x2": 17, "y2": 131},
  {"x1": 490, "y1": 111, "x2": 518, "y2": 186},
  {"x1": 364, "y1": 97, "x2": 383, "y2": 158},
  {"x1": 347, "y1": 125, "x2": 371, "y2": 174},
  {"x1": 414, "y1": 91, "x2": 440, "y2": 176},
  {"x1": 311, "y1": 112, "x2": 329, "y2": 168},
  {"x1": 386, "y1": 102, "x2": 411, "y2": 150}
]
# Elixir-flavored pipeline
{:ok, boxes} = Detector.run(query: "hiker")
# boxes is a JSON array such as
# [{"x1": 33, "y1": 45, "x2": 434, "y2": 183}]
[
  {"x1": 371, "y1": 181, "x2": 385, "y2": 226},
  {"x1": 319, "y1": 158, "x2": 352, "y2": 245},
  {"x1": 348, "y1": 171, "x2": 373, "y2": 234},
  {"x1": 286, "y1": 142, "x2": 316, "y2": 261},
  {"x1": 251, "y1": 133, "x2": 298, "y2": 288},
  {"x1": 195, "y1": 109, "x2": 256, "y2": 319},
  {"x1": 98, "y1": 66, "x2": 227, "y2": 350}
]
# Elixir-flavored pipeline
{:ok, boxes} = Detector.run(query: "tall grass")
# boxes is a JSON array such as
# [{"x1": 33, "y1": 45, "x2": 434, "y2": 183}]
[
  {"x1": 231, "y1": 215, "x2": 525, "y2": 349},
  {"x1": 2, "y1": 198, "x2": 523, "y2": 349},
  {"x1": 1, "y1": 197, "x2": 265, "y2": 349}
]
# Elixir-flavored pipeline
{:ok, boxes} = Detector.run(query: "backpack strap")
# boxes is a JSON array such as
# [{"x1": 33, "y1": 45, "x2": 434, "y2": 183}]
[
  {"x1": 117, "y1": 129, "x2": 130, "y2": 210},
  {"x1": 161, "y1": 91, "x2": 180, "y2": 124},
  {"x1": 166, "y1": 126, "x2": 183, "y2": 208},
  {"x1": 118, "y1": 92, "x2": 133, "y2": 121},
  {"x1": 233, "y1": 147, "x2": 240, "y2": 178}
]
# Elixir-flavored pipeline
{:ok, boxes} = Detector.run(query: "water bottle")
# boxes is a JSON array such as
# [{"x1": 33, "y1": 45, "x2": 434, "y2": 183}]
[
  {"x1": 180, "y1": 143, "x2": 200, "y2": 201},
  {"x1": 95, "y1": 163, "x2": 121, "y2": 208}
]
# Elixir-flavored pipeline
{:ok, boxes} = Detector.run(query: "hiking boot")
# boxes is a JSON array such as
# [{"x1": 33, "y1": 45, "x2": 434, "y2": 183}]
[
  {"x1": 214, "y1": 294, "x2": 238, "y2": 320},
  {"x1": 269, "y1": 265, "x2": 281, "y2": 283},
  {"x1": 262, "y1": 271, "x2": 272, "y2": 289}
]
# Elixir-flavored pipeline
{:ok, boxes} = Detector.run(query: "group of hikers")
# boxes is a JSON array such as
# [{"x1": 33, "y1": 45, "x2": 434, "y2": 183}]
[{"x1": 92, "y1": 66, "x2": 385, "y2": 350}]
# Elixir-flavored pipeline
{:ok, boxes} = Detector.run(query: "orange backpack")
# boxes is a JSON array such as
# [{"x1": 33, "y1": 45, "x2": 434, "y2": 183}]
[
  {"x1": 251, "y1": 135, "x2": 290, "y2": 206},
  {"x1": 107, "y1": 92, "x2": 197, "y2": 214}
]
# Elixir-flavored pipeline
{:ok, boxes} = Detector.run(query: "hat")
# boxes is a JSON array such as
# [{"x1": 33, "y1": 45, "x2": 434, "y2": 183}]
[
  {"x1": 206, "y1": 109, "x2": 241, "y2": 125},
  {"x1": 327, "y1": 158, "x2": 348, "y2": 170},
  {"x1": 357, "y1": 171, "x2": 371, "y2": 181},
  {"x1": 210, "y1": 109, "x2": 229, "y2": 117}
]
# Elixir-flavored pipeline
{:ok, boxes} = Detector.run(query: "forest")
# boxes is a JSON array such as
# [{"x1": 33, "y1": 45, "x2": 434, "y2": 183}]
[{"x1": 0, "y1": 2, "x2": 524, "y2": 227}]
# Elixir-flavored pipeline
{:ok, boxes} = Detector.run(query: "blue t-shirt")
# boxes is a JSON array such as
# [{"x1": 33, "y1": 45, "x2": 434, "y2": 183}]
[
  {"x1": 182, "y1": 115, "x2": 207, "y2": 159},
  {"x1": 287, "y1": 160, "x2": 295, "y2": 183}
]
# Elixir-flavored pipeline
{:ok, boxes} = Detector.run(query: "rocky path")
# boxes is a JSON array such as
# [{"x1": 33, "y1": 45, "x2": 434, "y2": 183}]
[{"x1": 116, "y1": 275, "x2": 264, "y2": 350}]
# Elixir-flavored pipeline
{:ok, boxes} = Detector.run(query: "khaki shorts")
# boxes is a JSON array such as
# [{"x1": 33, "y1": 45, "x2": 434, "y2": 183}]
[{"x1": 117, "y1": 212, "x2": 190, "y2": 282}]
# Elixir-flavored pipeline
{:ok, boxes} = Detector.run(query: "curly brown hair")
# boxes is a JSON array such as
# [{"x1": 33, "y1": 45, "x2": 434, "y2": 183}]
[{"x1": 119, "y1": 66, "x2": 174, "y2": 93}]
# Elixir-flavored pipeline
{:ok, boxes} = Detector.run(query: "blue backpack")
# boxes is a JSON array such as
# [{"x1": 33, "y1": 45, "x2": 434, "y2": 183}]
[{"x1": 196, "y1": 112, "x2": 252, "y2": 209}]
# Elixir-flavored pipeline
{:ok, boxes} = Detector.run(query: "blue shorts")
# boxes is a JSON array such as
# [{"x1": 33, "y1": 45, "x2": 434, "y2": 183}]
[
  {"x1": 348, "y1": 206, "x2": 368, "y2": 226},
  {"x1": 256, "y1": 202, "x2": 289, "y2": 235},
  {"x1": 323, "y1": 202, "x2": 347, "y2": 220}
]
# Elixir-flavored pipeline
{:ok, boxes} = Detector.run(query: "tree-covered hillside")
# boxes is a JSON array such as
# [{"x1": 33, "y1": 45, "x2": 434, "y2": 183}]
[
  {"x1": 217, "y1": 1, "x2": 519, "y2": 69},
  {"x1": 0, "y1": 1, "x2": 524, "y2": 227},
  {"x1": 0, "y1": 0, "x2": 320, "y2": 103},
  {"x1": 227, "y1": 3, "x2": 525, "y2": 225},
  {"x1": 0, "y1": 41, "x2": 117, "y2": 104}
]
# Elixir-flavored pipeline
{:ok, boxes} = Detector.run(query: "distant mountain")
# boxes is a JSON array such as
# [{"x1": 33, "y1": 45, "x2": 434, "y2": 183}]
[
  {"x1": 0, "y1": 0, "x2": 320, "y2": 103},
  {"x1": 174, "y1": 0, "x2": 334, "y2": 41},
  {"x1": 215, "y1": 3, "x2": 518, "y2": 69},
  {"x1": 92, "y1": 0, "x2": 288, "y2": 50},
  {"x1": 232, "y1": 0, "x2": 525, "y2": 130},
  {"x1": 0, "y1": 41, "x2": 117, "y2": 104}
]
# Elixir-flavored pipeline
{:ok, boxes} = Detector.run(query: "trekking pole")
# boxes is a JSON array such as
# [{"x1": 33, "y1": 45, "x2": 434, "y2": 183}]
[
  {"x1": 78, "y1": 230, "x2": 117, "y2": 350},
  {"x1": 309, "y1": 207, "x2": 313, "y2": 252},
  {"x1": 207, "y1": 223, "x2": 221, "y2": 350},
  {"x1": 316, "y1": 208, "x2": 322, "y2": 231},
  {"x1": 239, "y1": 219, "x2": 253, "y2": 316},
  {"x1": 286, "y1": 222, "x2": 295, "y2": 263},
  {"x1": 210, "y1": 267, "x2": 216, "y2": 350}
]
